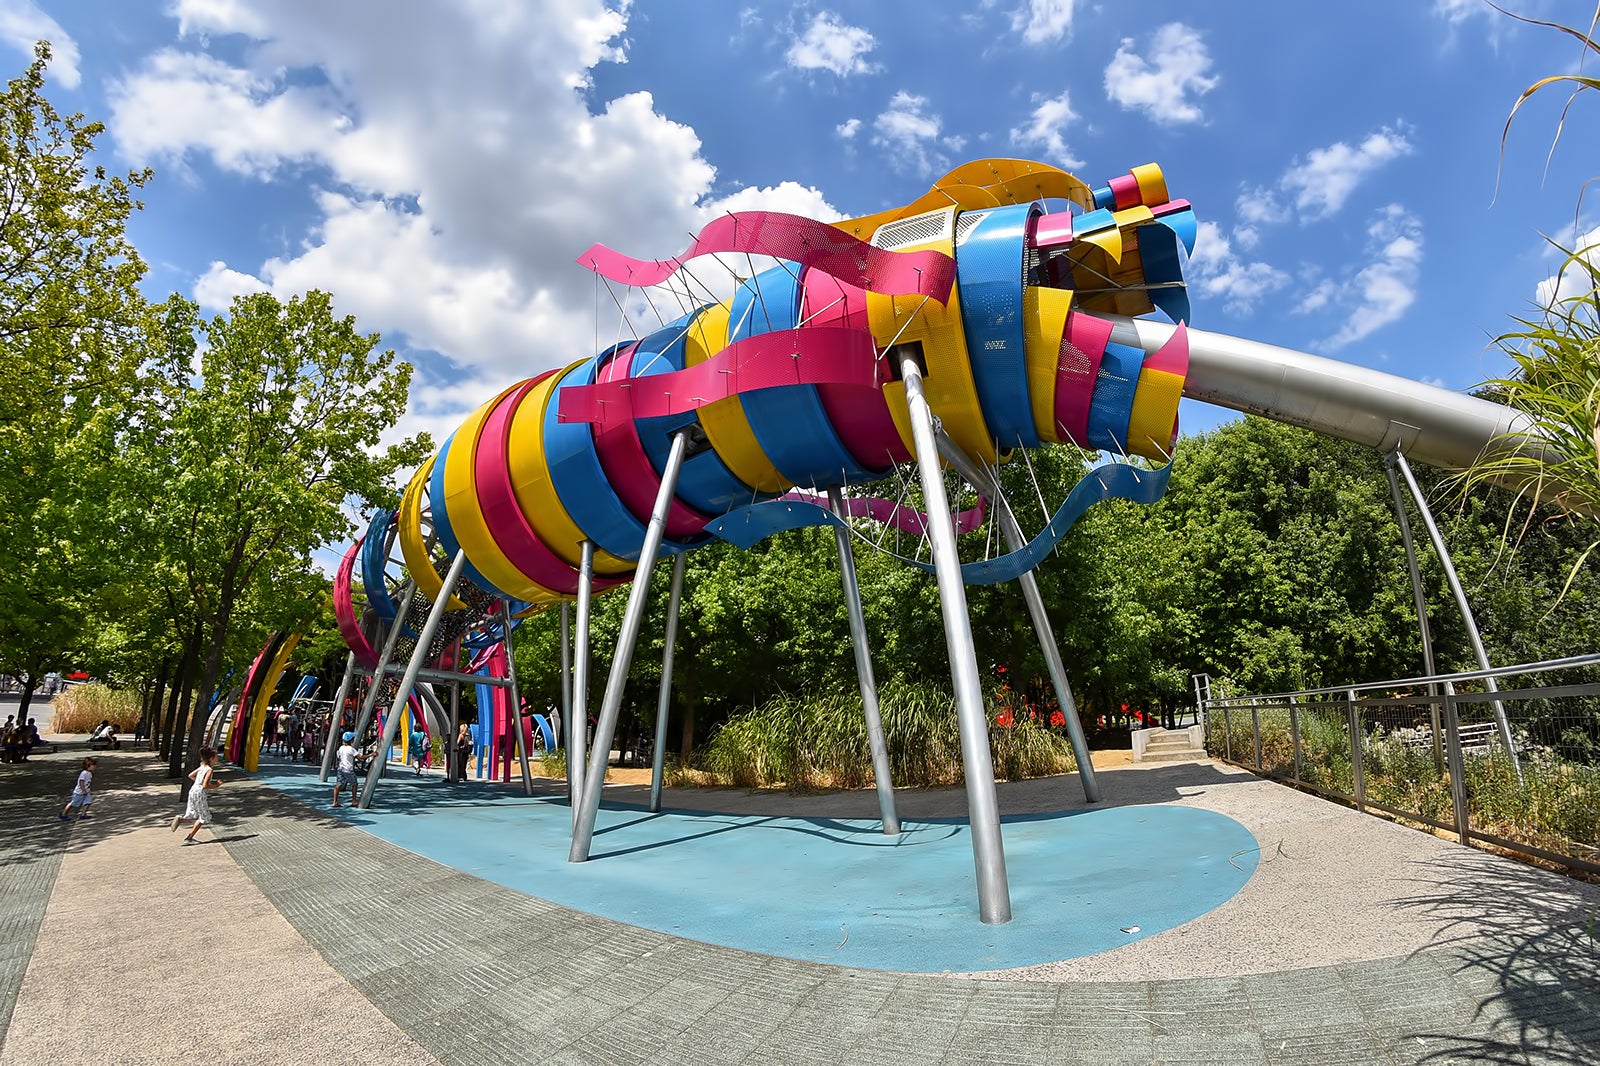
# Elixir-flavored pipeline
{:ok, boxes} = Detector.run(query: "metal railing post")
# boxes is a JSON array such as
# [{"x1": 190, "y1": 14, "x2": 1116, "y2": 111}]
[
  {"x1": 1289, "y1": 695, "x2": 1303, "y2": 783},
  {"x1": 1251, "y1": 700, "x2": 1262, "y2": 771},
  {"x1": 1347, "y1": 689, "x2": 1365, "y2": 811},
  {"x1": 1442, "y1": 681, "x2": 1470, "y2": 843},
  {"x1": 1223, "y1": 704, "x2": 1233, "y2": 762}
]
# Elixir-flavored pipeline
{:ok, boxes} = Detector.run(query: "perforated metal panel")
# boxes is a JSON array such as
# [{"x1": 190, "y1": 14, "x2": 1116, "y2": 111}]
[
  {"x1": 872, "y1": 209, "x2": 952, "y2": 250},
  {"x1": 954, "y1": 210, "x2": 988, "y2": 246}
]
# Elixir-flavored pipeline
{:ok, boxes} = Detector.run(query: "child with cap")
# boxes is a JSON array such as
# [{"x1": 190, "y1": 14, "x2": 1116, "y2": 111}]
[{"x1": 332, "y1": 730, "x2": 360, "y2": 807}]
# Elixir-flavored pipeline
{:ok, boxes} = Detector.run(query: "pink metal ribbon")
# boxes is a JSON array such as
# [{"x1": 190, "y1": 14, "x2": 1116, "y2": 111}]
[
  {"x1": 780, "y1": 489, "x2": 988, "y2": 536},
  {"x1": 557, "y1": 326, "x2": 883, "y2": 428},
  {"x1": 578, "y1": 210, "x2": 956, "y2": 303}
]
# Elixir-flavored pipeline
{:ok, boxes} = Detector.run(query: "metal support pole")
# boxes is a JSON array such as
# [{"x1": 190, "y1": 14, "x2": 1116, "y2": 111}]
[
  {"x1": 412, "y1": 684, "x2": 451, "y2": 774},
  {"x1": 1385, "y1": 455, "x2": 1444, "y2": 772},
  {"x1": 935, "y1": 436, "x2": 1100, "y2": 803},
  {"x1": 320, "y1": 652, "x2": 359, "y2": 783},
  {"x1": 899, "y1": 354, "x2": 1010, "y2": 923},
  {"x1": 571, "y1": 432, "x2": 692, "y2": 863},
  {"x1": 501, "y1": 601, "x2": 534, "y2": 796},
  {"x1": 1347, "y1": 688, "x2": 1366, "y2": 811},
  {"x1": 570, "y1": 541, "x2": 595, "y2": 819},
  {"x1": 1442, "y1": 681, "x2": 1470, "y2": 842},
  {"x1": 1289, "y1": 695, "x2": 1303, "y2": 783},
  {"x1": 358, "y1": 553, "x2": 467, "y2": 810},
  {"x1": 348, "y1": 583, "x2": 419, "y2": 747},
  {"x1": 448, "y1": 677, "x2": 461, "y2": 781},
  {"x1": 1390, "y1": 450, "x2": 1521, "y2": 782},
  {"x1": 1223, "y1": 704, "x2": 1233, "y2": 762},
  {"x1": 559, "y1": 601, "x2": 572, "y2": 750},
  {"x1": 827, "y1": 488, "x2": 900, "y2": 835},
  {"x1": 648, "y1": 553, "x2": 687, "y2": 814},
  {"x1": 1251, "y1": 701, "x2": 1263, "y2": 771}
]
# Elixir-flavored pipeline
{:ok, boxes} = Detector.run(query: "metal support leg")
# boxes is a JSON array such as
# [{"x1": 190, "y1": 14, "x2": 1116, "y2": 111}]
[
  {"x1": 559, "y1": 601, "x2": 572, "y2": 752},
  {"x1": 1390, "y1": 450, "x2": 1521, "y2": 782},
  {"x1": 320, "y1": 652, "x2": 358, "y2": 783},
  {"x1": 570, "y1": 542, "x2": 595, "y2": 820},
  {"x1": 571, "y1": 432, "x2": 691, "y2": 862},
  {"x1": 1385, "y1": 456, "x2": 1444, "y2": 772},
  {"x1": 502, "y1": 601, "x2": 534, "y2": 796},
  {"x1": 648, "y1": 553, "x2": 687, "y2": 813},
  {"x1": 448, "y1": 680, "x2": 461, "y2": 781},
  {"x1": 348, "y1": 583, "x2": 419, "y2": 748},
  {"x1": 900, "y1": 355, "x2": 1010, "y2": 924},
  {"x1": 359, "y1": 553, "x2": 467, "y2": 810},
  {"x1": 1443, "y1": 681, "x2": 1470, "y2": 842},
  {"x1": 413, "y1": 684, "x2": 451, "y2": 766},
  {"x1": 935, "y1": 435, "x2": 1100, "y2": 803},
  {"x1": 827, "y1": 487, "x2": 900, "y2": 835},
  {"x1": 1347, "y1": 689, "x2": 1366, "y2": 811}
]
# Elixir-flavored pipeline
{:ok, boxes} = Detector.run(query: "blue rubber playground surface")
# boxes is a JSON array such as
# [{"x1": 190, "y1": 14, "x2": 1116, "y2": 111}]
[{"x1": 260, "y1": 764, "x2": 1258, "y2": 973}]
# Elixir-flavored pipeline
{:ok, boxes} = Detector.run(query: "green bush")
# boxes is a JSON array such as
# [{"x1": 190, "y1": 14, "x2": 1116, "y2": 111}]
[{"x1": 699, "y1": 682, "x2": 1077, "y2": 791}]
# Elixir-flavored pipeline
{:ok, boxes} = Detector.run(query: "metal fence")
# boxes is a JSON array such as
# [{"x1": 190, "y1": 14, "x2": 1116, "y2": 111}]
[{"x1": 1198, "y1": 653, "x2": 1600, "y2": 875}]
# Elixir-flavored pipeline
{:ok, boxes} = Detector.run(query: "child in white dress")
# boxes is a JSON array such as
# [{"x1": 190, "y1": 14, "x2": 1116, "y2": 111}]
[{"x1": 173, "y1": 747, "x2": 220, "y2": 843}]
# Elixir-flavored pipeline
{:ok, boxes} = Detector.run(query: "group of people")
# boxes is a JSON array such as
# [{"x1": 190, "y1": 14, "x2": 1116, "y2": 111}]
[
  {"x1": 406, "y1": 722, "x2": 479, "y2": 783},
  {"x1": 1, "y1": 716, "x2": 42, "y2": 762},
  {"x1": 262, "y1": 705, "x2": 327, "y2": 764}
]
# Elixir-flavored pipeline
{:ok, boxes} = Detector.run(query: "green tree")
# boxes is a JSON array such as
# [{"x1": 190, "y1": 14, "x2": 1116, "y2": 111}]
[
  {"x1": 133, "y1": 290, "x2": 429, "y2": 779},
  {"x1": 0, "y1": 42, "x2": 156, "y2": 716}
]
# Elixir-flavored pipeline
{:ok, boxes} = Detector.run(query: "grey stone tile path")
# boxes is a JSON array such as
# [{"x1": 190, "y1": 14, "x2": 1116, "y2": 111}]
[{"x1": 2, "y1": 743, "x2": 1599, "y2": 1064}]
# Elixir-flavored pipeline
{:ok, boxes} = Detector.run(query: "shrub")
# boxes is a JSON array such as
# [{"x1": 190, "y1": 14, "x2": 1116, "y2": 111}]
[{"x1": 50, "y1": 683, "x2": 142, "y2": 734}]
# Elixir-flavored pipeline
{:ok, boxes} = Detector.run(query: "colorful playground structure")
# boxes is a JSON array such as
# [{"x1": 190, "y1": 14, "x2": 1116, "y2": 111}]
[{"x1": 240, "y1": 158, "x2": 1540, "y2": 925}]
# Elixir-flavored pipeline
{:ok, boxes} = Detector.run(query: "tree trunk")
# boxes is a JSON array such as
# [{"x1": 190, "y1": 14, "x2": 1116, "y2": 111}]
[
  {"x1": 142, "y1": 658, "x2": 170, "y2": 745},
  {"x1": 182, "y1": 609, "x2": 235, "y2": 797},
  {"x1": 17, "y1": 675, "x2": 37, "y2": 727},
  {"x1": 169, "y1": 663, "x2": 197, "y2": 782},
  {"x1": 159, "y1": 629, "x2": 197, "y2": 760}
]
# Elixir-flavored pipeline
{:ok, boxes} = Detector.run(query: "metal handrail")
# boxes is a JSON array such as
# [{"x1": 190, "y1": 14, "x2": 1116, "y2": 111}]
[{"x1": 1202, "y1": 652, "x2": 1600, "y2": 707}]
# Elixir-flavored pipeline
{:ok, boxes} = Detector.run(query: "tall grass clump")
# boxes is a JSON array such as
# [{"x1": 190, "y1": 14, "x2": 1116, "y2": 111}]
[
  {"x1": 536, "y1": 745, "x2": 567, "y2": 781},
  {"x1": 50, "y1": 683, "x2": 142, "y2": 734},
  {"x1": 700, "y1": 682, "x2": 1077, "y2": 790}
]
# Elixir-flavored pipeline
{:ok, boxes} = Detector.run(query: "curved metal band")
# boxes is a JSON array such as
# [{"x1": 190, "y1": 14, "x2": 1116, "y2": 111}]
[
  {"x1": 1054, "y1": 312, "x2": 1112, "y2": 447},
  {"x1": 1086, "y1": 341, "x2": 1146, "y2": 453},
  {"x1": 441, "y1": 382, "x2": 563, "y2": 604},
  {"x1": 801, "y1": 268, "x2": 908, "y2": 472},
  {"x1": 359, "y1": 510, "x2": 401, "y2": 625},
  {"x1": 1125, "y1": 323, "x2": 1189, "y2": 460},
  {"x1": 334, "y1": 538, "x2": 380, "y2": 670},
  {"x1": 476, "y1": 373, "x2": 625, "y2": 599},
  {"x1": 430, "y1": 425, "x2": 510, "y2": 598},
  {"x1": 683, "y1": 302, "x2": 791, "y2": 497},
  {"x1": 733, "y1": 266, "x2": 880, "y2": 488},
  {"x1": 865, "y1": 208, "x2": 998, "y2": 464},
  {"x1": 956, "y1": 203, "x2": 1041, "y2": 449},
  {"x1": 505, "y1": 362, "x2": 634, "y2": 575},
  {"x1": 398, "y1": 456, "x2": 468, "y2": 610},
  {"x1": 1024, "y1": 288, "x2": 1073, "y2": 444},
  {"x1": 592, "y1": 344, "x2": 712, "y2": 541}
]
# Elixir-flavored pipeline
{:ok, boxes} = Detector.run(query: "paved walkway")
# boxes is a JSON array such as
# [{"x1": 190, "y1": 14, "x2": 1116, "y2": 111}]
[{"x1": 2, "y1": 739, "x2": 1599, "y2": 1064}]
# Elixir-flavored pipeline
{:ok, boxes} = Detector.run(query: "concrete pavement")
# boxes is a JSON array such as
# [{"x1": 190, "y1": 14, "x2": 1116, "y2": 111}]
[{"x1": 2, "y1": 738, "x2": 1599, "y2": 1064}]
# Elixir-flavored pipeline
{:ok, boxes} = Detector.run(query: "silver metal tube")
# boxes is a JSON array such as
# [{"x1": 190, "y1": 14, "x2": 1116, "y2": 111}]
[
  {"x1": 1347, "y1": 689, "x2": 1366, "y2": 811},
  {"x1": 934, "y1": 435, "x2": 1100, "y2": 803},
  {"x1": 1443, "y1": 681, "x2": 1470, "y2": 842},
  {"x1": 502, "y1": 601, "x2": 534, "y2": 796},
  {"x1": 1098, "y1": 315, "x2": 1543, "y2": 477},
  {"x1": 449, "y1": 676, "x2": 462, "y2": 781},
  {"x1": 559, "y1": 601, "x2": 571, "y2": 750},
  {"x1": 358, "y1": 553, "x2": 467, "y2": 809},
  {"x1": 571, "y1": 431, "x2": 691, "y2": 863},
  {"x1": 320, "y1": 652, "x2": 358, "y2": 783},
  {"x1": 1390, "y1": 450, "x2": 1522, "y2": 782},
  {"x1": 827, "y1": 487, "x2": 900, "y2": 835},
  {"x1": 349, "y1": 583, "x2": 418, "y2": 744},
  {"x1": 1385, "y1": 455, "x2": 1444, "y2": 773},
  {"x1": 1289, "y1": 696, "x2": 1302, "y2": 783},
  {"x1": 649, "y1": 552, "x2": 687, "y2": 813},
  {"x1": 570, "y1": 541, "x2": 595, "y2": 818},
  {"x1": 1251, "y1": 701, "x2": 1262, "y2": 771},
  {"x1": 900, "y1": 353, "x2": 1011, "y2": 924}
]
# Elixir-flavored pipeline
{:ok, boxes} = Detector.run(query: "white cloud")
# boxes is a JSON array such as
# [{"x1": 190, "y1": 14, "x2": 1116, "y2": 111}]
[
  {"x1": 1008, "y1": 90, "x2": 1083, "y2": 168},
  {"x1": 1535, "y1": 224, "x2": 1600, "y2": 316},
  {"x1": 1012, "y1": 0, "x2": 1076, "y2": 44},
  {"x1": 1294, "y1": 279, "x2": 1336, "y2": 315},
  {"x1": 836, "y1": 117, "x2": 861, "y2": 139},
  {"x1": 1104, "y1": 23, "x2": 1217, "y2": 125},
  {"x1": 1187, "y1": 220, "x2": 1291, "y2": 315},
  {"x1": 1282, "y1": 127, "x2": 1413, "y2": 219},
  {"x1": 1322, "y1": 204, "x2": 1423, "y2": 349},
  {"x1": 871, "y1": 91, "x2": 952, "y2": 177},
  {"x1": 0, "y1": 1, "x2": 79, "y2": 88},
  {"x1": 786, "y1": 11, "x2": 877, "y2": 76},
  {"x1": 1432, "y1": 0, "x2": 1493, "y2": 25},
  {"x1": 106, "y1": 1, "x2": 840, "y2": 452}
]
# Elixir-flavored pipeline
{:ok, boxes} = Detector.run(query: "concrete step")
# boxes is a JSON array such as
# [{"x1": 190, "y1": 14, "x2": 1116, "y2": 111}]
[
  {"x1": 1146, "y1": 736, "x2": 1196, "y2": 749},
  {"x1": 1137, "y1": 748, "x2": 1207, "y2": 763}
]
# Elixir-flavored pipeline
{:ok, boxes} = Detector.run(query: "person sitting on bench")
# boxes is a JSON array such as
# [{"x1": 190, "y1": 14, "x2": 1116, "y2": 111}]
[{"x1": 88, "y1": 720, "x2": 122, "y2": 750}]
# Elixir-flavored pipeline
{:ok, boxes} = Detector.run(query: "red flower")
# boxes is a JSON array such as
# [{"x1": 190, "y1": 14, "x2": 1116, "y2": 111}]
[
  {"x1": 996, "y1": 709, "x2": 1014, "y2": 728},
  {"x1": 1050, "y1": 710, "x2": 1066, "y2": 727}
]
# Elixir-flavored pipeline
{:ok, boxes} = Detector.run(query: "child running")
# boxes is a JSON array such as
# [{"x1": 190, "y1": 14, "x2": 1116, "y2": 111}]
[
  {"x1": 173, "y1": 746, "x2": 221, "y2": 843},
  {"x1": 60, "y1": 757, "x2": 97, "y2": 820}
]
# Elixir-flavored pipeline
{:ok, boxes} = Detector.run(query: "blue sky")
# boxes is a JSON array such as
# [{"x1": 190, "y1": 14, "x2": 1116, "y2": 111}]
[{"x1": 14, "y1": 0, "x2": 1599, "y2": 449}]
